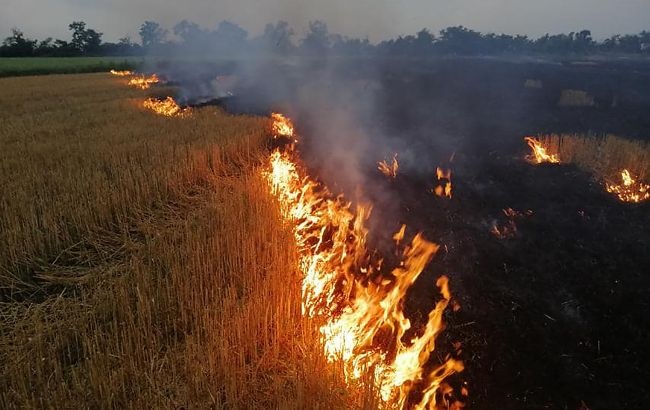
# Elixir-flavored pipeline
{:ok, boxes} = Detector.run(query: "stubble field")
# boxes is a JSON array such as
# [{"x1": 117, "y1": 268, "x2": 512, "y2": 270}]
[{"x1": 0, "y1": 73, "x2": 351, "y2": 408}]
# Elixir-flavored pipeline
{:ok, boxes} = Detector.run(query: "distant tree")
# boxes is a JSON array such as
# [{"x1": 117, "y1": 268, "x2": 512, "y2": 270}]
[
  {"x1": 139, "y1": 21, "x2": 167, "y2": 49},
  {"x1": 0, "y1": 28, "x2": 36, "y2": 56},
  {"x1": 213, "y1": 21, "x2": 248, "y2": 44},
  {"x1": 259, "y1": 21, "x2": 294, "y2": 54},
  {"x1": 209, "y1": 21, "x2": 249, "y2": 55},
  {"x1": 301, "y1": 20, "x2": 331, "y2": 55},
  {"x1": 68, "y1": 21, "x2": 103, "y2": 55},
  {"x1": 414, "y1": 29, "x2": 436, "y2": 54},
  {"x1": 438, "y1": 26, "x2": 484, "y2": 54},
  {"x1": 331, "y1": 36, "x2": 374, "y2": 56},
  {"x1": 34, "y1": 37, "x2": 53, "y2": 56},
  {"x1": 173, "y1": 20, "x2": 205, "y2": 44},
  {"x1": 101, "y1": 36, "x2": 142, "y2": 56}
]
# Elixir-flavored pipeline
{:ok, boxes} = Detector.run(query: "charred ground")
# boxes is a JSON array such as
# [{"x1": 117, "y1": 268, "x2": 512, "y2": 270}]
[{"x1": 165, "y1": 56, "x2": 650, "y2": 409}]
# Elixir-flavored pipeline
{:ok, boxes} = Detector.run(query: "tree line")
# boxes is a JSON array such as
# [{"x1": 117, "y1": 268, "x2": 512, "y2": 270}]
[{"x1": 2, "y1": 20, "x2": 649, "y2": 58}]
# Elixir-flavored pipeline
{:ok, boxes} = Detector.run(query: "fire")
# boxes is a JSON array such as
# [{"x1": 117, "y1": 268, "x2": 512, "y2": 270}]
[
  {"x1": 128, "y1": 74, "x2": 160, "y2": 90},
  {"x1": 264, "y1": 114, "x2": 464, "y2": 408},
  {"x1": 606, "y1": 169, "x2": 649, "y2": 203},
  {"x1": 433, "y1": 168, "x2": 453, "y2": 198},
  {"x1": 109, "y1": 69, "x2": 133, "y2": 76},
  {"x1": 378, "y1": 154, "x2": 399, "y2": 178},
  {"x1": 271, "y1": 112, "x2": 295, "y2": 138},
  {"x1": 143, "y1": 97, "x2": 187, "y2": 117},
  {"x1": 524, "y1": 136, "x2": 560, "y2": 164}
]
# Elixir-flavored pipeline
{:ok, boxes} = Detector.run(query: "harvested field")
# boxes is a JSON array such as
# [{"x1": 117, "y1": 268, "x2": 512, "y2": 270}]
[{"x1": 0, "y1": 73, "x2": 352, "y2": 409}]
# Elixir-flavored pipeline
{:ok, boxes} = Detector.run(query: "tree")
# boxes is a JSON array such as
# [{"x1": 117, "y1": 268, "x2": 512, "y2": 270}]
[
  {"x1": 0, "y1": 28, "x2": 36, "y2": 56},
  {"x1": 301, "y1": 20, "x2": 331, "y2": 55},
  {"x1": 173, "y1": 20, "x2": 205, "y2": 44},
  {"x1": 259, "y1": 21, "x2": 294, "y2": 54},
  {"x1": 139, "y1": 21, "x2": 167, "y2": 49},
  {"x1": 438, "y1": 26, "x2": 484, "y2": 54},
  {"x1": 68, "y1": 21, "x2": 103, "y2": 55},
  {"x1": 213, "y1": 21, "x2": 248, "y2": 44}
]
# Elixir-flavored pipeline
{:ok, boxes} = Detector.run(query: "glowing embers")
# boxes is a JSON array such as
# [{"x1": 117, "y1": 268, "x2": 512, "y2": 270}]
[
  {"x1": 433, "y1": 167, "x2": 453, "y2": 198},
  {"x1": 271, "y1": 113, "x2": 295, "y2": 138},
  {"x1": 109, "y1": 69, "x2": 133, "y2": 76},
  {"x1": 606, "y1": 169, "x2": 649, "y2": 203},
  {"x1": 264, "y1": 114, "x2": 464, "y2": 409},
  {"x1": 524, "y1": 136, "x2": 560, "y2": 164},
  {"x1": 143, "y1": 97, "x2": 188, "y2": 117},
  {"x1": 490, "y1": 208, "x2": 534, "y2": 239},
  {"x1": 128, "y1": 73, "x2": 160, "y2": 90}
]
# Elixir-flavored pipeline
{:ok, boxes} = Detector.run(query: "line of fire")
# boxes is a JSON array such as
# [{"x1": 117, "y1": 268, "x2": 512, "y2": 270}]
[{"x1": 109, "y1": 64, "x2": 649, "y2": 409}]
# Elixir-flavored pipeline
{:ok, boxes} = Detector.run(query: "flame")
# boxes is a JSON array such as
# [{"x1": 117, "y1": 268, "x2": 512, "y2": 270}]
[
  {"x1": 271, "y1": 113, "x2": 295, "y2": 138},
  {"x1": 378, "y1": 154, "x2": 399, "y2": 178},
  {"x1": 110, "y1": 69, "x2": 133, "y2": 76},
  {"x1": 524, "y1": 136, "x2": 560, "y2": 164},
  {"x1": 393, "y1": 224, "x2": 407, "y2": 246},
  {"x1": 128, "y1": 74, "x2": 160, "y2": 90},
  {"x1": 605, "y1": 169, "x2": 649, "y2": 203},
  {"x1": 264, "y1": 114, "x2": 463, "y2": 408},
  {"x1": 143, "y1": 97, "x2": 187, "y2": 117},
  {"x1": 433, "y1": 168, "x2": 453, "y2": 198}
]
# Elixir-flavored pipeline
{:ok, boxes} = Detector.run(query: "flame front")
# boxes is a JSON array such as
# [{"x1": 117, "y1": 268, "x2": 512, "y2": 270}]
[
  {"x1": 378, "y1": 154, "x2": 399, "y2": 178},
  {"x1": 110, "y1": 69, "x2": 133, "y2": 76},
  {"x1": 143, "y1": 97, "x2": 187, "y2": 117},
  {"x1": 264, "y1": 114, "x2": 463, "y2": 408},
  {"x1": 271, "y1": 113, "x2": 295, "y2": 138},
  {"x1": 606, "y1": 169, "x2": 649, "y2": 203},
  {"x1": 128, "y1": 74, "x2": 160, "y2": 90},
  {"x1": 524, "y1": 136, "x2": 560, "y2": 164}
]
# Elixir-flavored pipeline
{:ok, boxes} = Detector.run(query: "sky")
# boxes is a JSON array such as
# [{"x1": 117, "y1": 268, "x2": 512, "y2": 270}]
[{"x1": 2, "y1": 0, "x2": 649, "y2": 43}]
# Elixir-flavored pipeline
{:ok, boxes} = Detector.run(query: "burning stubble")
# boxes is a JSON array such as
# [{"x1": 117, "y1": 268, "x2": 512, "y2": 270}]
[
  {"x1": 264, "y1": 114, "x2": 464, "y2": 408},
  {"x1": 523, "y1": 134, "x2": 650, "y2": 203}
]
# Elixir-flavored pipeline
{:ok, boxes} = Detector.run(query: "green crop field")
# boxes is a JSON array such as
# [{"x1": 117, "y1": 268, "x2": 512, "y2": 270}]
[{"x1": 0, "y1": 56, "x2": 143, "y2": 77}]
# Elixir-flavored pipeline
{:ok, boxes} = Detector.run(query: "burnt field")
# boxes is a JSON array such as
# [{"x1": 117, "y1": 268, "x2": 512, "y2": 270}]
[{"x1": 211, "y1": 57, "x2": 650, "y2": 408}]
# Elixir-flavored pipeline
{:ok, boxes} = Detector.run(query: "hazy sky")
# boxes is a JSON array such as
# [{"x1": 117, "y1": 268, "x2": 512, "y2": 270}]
[{"x1": 2, "y1": 0, "x2": 649, "y2": 43}]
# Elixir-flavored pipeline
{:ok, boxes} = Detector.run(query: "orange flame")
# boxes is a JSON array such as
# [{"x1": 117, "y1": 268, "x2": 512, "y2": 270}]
[
  {"x1": 143, "y1": 97, "x2": 187, "y2": 117},
  {"x1": 264, "y1": 115, "x2": 464, "y2": 408},
  {"x1": 606, "y1": 169, "x2": 649, "y2": 203},
  {"x1": 128, "y1": 74, "x2": 160, "y2": 90},
  {"x1": 110, "y1": 69, "x2": 133, "y2": 76},
  {"x1": 378, "y1": 154, "x2": 399, "y2": 178},
  {"x1": 271, "y1": 112, "x2": 295, "y2": 138},
  {"x1": 434, "y1": 168, "x2": 453, "y2": 198},
  {"x1": 524, "y1": 136, "x2": 560, "y2": 164}
]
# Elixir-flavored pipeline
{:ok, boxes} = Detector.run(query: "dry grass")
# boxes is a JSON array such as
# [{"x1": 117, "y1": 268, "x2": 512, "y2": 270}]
[
  {"x1": 0, "y1": 73, "x2": 353, "y2": 408},
  {"x1": 534, "y1": 133, "x2": 650, "y2": 182}
]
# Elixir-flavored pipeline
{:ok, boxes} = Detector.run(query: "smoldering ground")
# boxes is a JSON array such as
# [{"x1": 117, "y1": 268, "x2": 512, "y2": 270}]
[{"x1": 145, "y1": 26, "x2": 650, "y2": 408}]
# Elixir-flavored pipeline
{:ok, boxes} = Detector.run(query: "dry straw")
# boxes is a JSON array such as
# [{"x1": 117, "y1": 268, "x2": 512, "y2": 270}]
[
  {"x1": 534, "y1": 133, "x2": 650, "y2": 183},
  {"x1": 0, "y1": 73, "x2": 365, "y2": 408}
]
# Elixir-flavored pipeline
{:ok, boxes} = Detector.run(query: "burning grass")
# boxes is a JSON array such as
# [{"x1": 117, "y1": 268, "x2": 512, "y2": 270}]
[
  {"x1": 143, "y1": 96, "x2": 188, "y2": 117},
  {"x1": 265, "y1": 117, "x2": 464, "y2": 408},
  {"x1": 109, "y1": 69, "x2": 134, "y2": 76},
  {"x1": 128, "y1": 73, "x2": 160, "y2": 89},
  {"x1": 0, "y1": 73, "x2": 353, "y2": 408},
  {"x1": 524, "y1": 134, "x2": 650, "y2": 202},
  {"x1": 433, "y1": 168, "x2": 453, "y2": 198}
]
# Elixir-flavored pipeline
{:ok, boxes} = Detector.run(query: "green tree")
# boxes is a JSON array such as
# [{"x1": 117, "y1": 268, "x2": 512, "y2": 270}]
[
  {"x1": 1, "y1": 28, "x2": 36, "y2": 56},
  {"x1": 68, "y1": 21, "x2": 103, "y2": 55},
  {"x1": 139, "y1": 21, "x2": 167, "y2": 49}
]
